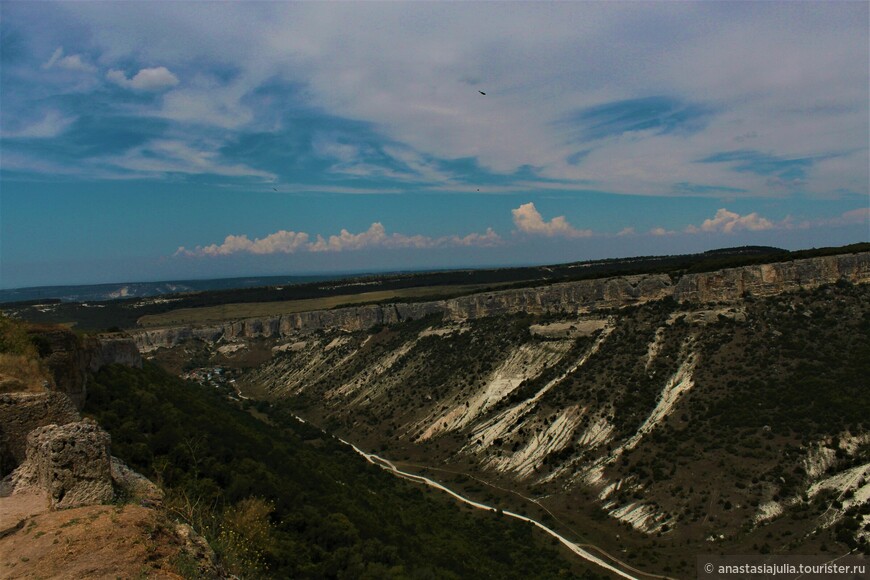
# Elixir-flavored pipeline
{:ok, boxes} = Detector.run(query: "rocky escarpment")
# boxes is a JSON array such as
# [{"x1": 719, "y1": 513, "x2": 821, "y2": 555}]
[
  {"x1": 672, "y1": 251, "x2": 870, "y2": 302},
  {"x1": 1, "y1": 331, "x2": 142, "y2": 478},
  {"x1": 10, "y1": 420, "x2": 115, "y2": 509},
  {"x1": 132, "y1": 252, "x2": 870, "y2": 351},
  {"x1": 237, "y1": 277, "x2": 870, "y2": 559},
  {"x1": 4, "y1": 419, "x2": 162, "y2": 510},
  {"x1": 84, "y1": 335, "x2": 143, "y2": 373},
  {"x1": 25, "y1": 328, "x2": 142, "y2": 408},
  {"x1": 0, "y1": 392, "x2": 79, "y2": 473}
]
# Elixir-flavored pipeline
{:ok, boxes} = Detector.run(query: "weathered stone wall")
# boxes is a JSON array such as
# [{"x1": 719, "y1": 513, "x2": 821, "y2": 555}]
[
  {"x1": 0, "y1": 332, "x2": 141, "y2": 477},
  {"x1": 83, "y1": 335, "x2": 143, "y2": 373},
  {"x1": 0, "y1": 391, "x2": 79, "y2": 475},
  {"x1": 12, "y1": 420, "x2": 114, "y2": 509},
  {"x1": 131, "y1": 252, "x2": 870, "y2": 351}
]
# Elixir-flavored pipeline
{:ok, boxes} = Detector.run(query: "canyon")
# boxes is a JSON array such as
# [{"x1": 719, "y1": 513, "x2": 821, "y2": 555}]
[
  {"x1": 131, "y1": 252, "x2": 870, "y2": 351},
  {"x1": 133, "y1": 251, "x2": 870, "y2": 572},
  {"x1": 3, "y1": 250, "x2": 868, "y2": 578}
]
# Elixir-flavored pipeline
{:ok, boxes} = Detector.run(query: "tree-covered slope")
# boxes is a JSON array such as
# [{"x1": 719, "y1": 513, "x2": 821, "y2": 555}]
[{"x1": 85, "y1": 362, "x2": 598, "y2": 579}]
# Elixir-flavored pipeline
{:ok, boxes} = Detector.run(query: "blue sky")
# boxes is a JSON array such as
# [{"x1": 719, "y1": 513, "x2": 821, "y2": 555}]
[{"x1": 1, "y1": 1, "x2": 867, "y2": 288}]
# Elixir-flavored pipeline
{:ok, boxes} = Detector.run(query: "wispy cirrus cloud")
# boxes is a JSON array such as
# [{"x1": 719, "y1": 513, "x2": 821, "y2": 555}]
[
  {"x1": 511, "y1": 202, "x2": 592, "y2": 238},
  {"x1": 6, "y1": 3, "x2": 867, "y2": 199},
  {"x1": 563, "y1": 96, "x2": 714, "y2": 141},
  {"x1": 108, "y1": 139, "x2": 275, "y2": 180},
  {"x1": 1, "y1": 110, "x2": 76, "y2": 139}
]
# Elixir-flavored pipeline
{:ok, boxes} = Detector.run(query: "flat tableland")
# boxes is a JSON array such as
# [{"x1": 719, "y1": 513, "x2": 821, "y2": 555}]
[{"x1": 137, "y1": 283, "x2": 508, "y2": 327}]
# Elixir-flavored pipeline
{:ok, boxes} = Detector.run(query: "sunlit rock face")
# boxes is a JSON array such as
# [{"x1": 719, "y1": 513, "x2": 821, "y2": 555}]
[{"x1": 131, "y1": 253, "x2": 869, "y2": 352}]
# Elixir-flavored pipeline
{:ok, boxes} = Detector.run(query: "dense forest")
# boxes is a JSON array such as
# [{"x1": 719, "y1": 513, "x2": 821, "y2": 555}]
[{"x1": 84, "y1": 362, "x2": 600, "y2": 579}]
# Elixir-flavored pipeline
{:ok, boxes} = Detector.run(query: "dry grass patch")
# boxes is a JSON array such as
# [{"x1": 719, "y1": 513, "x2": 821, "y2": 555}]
[{"x1": 0, "y1": 354, "x2": 51, "y2": 393}]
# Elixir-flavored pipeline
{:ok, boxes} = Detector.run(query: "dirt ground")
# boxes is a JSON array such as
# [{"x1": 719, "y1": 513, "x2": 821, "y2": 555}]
[{"x1": 0, "y1": 502, "x2": 185, "y2": 579}]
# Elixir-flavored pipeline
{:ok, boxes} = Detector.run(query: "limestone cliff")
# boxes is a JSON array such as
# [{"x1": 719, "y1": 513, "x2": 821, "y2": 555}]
[
  {"x1": 11, "y1": 420, "x2": 115, "y2": 510},
  {"x1": 83, "y1": 334, "x2": 143, "y2": 373},
  {"x1": 132, "y1": 251, "x2": 870, "y2": 351},
  {"x1": 1, "y1": 330, "x2": 142, "y2": 477},
  {"x1": 0, "y1": 321, "x2": 216, "y2": 578},
  {"x1": 25, "y1": 327, "x2": 142, "y2": 408},
  {"x1": 0, "y1": 392, "x2": 79, "y2": 472}
]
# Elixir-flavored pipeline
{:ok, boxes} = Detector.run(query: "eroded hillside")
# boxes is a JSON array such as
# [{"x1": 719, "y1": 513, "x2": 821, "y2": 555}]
[{"x1": 133, "y1": 253, "x2": 870, "y2": 576}]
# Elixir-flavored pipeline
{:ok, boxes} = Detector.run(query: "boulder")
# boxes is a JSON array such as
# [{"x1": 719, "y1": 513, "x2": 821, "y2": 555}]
[
  {"x1": 0, "y1": 391, "x2": 79, "y2": 476},
  {"x1": 15, "y1": 420, "x2": 114, "y2": 509}
]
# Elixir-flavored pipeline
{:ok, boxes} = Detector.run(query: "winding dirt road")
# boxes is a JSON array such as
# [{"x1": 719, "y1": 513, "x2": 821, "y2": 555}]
[
  {"x1": 261, "y1": 405, "x2": 674, "y2": 579},
  {"x1": 337, "y1": 435, "x2": 643, "y2": 579}
]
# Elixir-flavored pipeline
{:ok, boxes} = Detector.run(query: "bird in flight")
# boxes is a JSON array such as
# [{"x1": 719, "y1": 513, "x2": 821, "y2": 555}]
[
  {"x1": 478, "y1": 90, "x2": 486, "y2": 96},
  {"x1": 272, "y1": 187, "x2": 278, "y2": 191}
]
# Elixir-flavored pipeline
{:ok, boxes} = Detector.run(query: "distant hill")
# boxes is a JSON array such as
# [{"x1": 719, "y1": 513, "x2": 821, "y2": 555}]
[
  {"x1": 2, "y1": 242, "x2": 866, "y2": 332},
  {"x1": 0, "y1": 275, "x2": 343, "y2": 305}
]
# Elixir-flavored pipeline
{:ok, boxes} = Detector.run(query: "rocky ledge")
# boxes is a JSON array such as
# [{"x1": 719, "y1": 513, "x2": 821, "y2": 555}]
[{"x1": 132, "y1": 251, "x2": 870, "y2": 351}]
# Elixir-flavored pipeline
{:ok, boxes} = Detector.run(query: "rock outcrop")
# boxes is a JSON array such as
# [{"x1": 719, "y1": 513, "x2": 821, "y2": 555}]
[
  {"x1": 84, "y1": 335, "x2": 143, "y2": 374},
  {"x1": 4, "y1": 418, "x2": 162, "y2": 512},
  {"x1": 11, "y1": 420, "x2": 114, "y2": 509},
  {"x1": 1, "y1": 331, "x2": 142, "y2": 478},
  {"x1": 132, "y1": 252, "x2": 870, "y2": 351},
  {"x1": 27, "y1": 326, "x2": 89, "y2": 407},
  {"x1": 25, "y1": 328, "x2": 142, "y2": 408},
  {"x1": 0, "y1": 391, "x2": 79, "y2": 474}
]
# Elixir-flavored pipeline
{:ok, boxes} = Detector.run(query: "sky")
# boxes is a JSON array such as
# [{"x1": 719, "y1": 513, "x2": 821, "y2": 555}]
[{"x1": 1, "y1": 1, "x2": 868, "y2": 289}]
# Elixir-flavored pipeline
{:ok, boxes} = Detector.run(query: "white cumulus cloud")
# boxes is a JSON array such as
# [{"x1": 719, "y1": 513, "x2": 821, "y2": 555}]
[
  {"x1": 511, "y1": 202, "x2": 592, "y2": 238},
  {"x1": 42, "y1": 47, "x2": 96, "y2": 73},
  {"x1": 685, "y1": 208, "x2": 776, "y2": 234},
  {"x1": 176, "y1": 230, "x2": 310, "y2": 257},
  {"x1": 452, "y1": 228, "x2": 501, "y2": 247},
  {"x1": 107, "y1": 66, "x2": 179, "y2": 91},
  {"x1": 177, "y1": 223, "x2": 501, "y2": 257},
  {"x1": 309, "y1": 223, "x2": 391, "y2": 252}
]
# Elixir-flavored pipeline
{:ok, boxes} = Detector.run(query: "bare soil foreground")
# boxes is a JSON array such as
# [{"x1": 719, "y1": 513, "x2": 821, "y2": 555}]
[{"x1": 0, "y1": 502, "x2": 186, "y2": 579}]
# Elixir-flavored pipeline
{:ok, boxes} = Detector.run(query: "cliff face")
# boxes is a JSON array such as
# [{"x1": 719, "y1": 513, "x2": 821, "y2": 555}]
[
  {"x1": 24, "y1": 329, "x2": 142, "y2": 408},
  {"x1": 131, "y1": 252, "x2": 870, "y2": 351},
  {"x1": 26, "y1": 327, "x2": 89, "y2": 408},
  {"x1": 0, "y1": 392, "x2": 79, "y2": 474},
  {"x1": 1, "y1": 331, "x2": 142, "y2": 477},
  {"x1": 83, "y1": 335, "x2": 143, "y2": 374},
  {"x1": 672, "y1": 251, "x2": 870, "y2": 302}
]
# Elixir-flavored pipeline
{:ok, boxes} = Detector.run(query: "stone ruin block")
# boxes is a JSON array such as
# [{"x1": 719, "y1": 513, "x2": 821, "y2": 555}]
[{"x1": 25, "y1": 420, "x2": 114, "y2": 509}]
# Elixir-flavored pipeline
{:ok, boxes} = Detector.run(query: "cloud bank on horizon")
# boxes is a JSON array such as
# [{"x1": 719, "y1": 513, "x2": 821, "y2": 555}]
[
  {"x1": 0, "y1": 2, "x2": 867, "y2": 286},
  {"x1": 177, "y1": 204, "x2": 869, "y2": 258}
]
